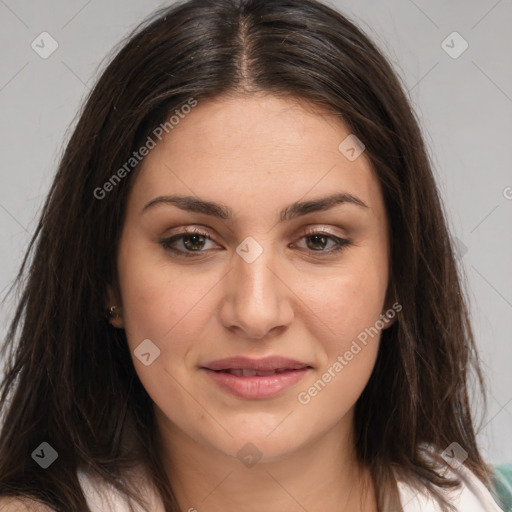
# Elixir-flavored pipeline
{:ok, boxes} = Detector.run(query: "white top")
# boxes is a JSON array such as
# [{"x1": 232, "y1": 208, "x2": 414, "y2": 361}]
[
  {"x1": 77, "y1": 466, "x2": 165, "y2": 512},
  {"x1": 397, "y1": 463, "x2": 504, "y2": 511},
  {"x1": 77, "y1": 464, "x2": 505, "y2": 512}
]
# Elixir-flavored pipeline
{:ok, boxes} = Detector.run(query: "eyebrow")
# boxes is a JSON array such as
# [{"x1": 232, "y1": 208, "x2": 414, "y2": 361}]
[{"x1": 141, "y1": 192, "x2": 368, "y2": 222}]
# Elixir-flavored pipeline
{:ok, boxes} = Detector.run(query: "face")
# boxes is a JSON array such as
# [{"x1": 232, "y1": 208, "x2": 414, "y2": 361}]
[{"x1": 107, "y1": 94, "x2": 395, "y2": 464}]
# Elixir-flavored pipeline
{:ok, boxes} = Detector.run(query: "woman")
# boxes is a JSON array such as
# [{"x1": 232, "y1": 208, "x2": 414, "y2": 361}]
[{"x1": 0, "y1": 0, "x2": 505, "y2": 510}]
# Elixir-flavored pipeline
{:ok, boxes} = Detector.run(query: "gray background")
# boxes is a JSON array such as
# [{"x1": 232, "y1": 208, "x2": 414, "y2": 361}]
[{"x1": 0, "y1": 0, "x2": 511, "y2": 464}]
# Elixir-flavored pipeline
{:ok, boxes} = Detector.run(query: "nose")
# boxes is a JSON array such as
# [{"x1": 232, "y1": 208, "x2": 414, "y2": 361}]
[{"x1": 219, "y1": 241, "x2": 295, "y2": 340}]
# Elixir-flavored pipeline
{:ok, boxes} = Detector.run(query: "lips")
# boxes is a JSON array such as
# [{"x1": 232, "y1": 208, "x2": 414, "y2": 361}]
[
  {"x1": 219, "y1": 368, "x2": 291, "y2": 376},
  {"x1": 201, "y1": 356, "x2": 311, "y2": 373},
  {"x1": 200, "y1": 356, "x2": 312, "y2": 399}
]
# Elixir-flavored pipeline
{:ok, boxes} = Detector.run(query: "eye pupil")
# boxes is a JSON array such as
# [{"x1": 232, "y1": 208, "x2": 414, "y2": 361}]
[
  {"x1": 162, "y1": 230, "x2": 348, "y2": 258},
  {"x1": 183, "y1": 234, "x2": 206, "y2": 251},
  {"x1": 307, "y1": 234, "x2": 327, "y2": 251}
]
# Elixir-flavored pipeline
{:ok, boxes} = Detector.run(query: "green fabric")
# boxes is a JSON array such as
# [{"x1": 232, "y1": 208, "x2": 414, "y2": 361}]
[{"x1": 492, "y1": 465, "x2": 512, "y2": 511}]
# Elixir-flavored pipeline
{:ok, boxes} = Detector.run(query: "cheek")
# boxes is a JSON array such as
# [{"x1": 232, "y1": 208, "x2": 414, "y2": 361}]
[
  {"x1": 302, "y1": 251, "x2": 388, "y2": 354},
  {"x1": 296, "y1": 260, "x2": 385, "y2": 413},
  {"x1": 116, "y1": 248, "x2": 204, "y2": 411},
  {"x1": 117, "y1": 240, "x2": 211, "y2": 347}
]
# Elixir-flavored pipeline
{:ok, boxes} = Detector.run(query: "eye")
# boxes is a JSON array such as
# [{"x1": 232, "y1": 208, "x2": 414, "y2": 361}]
[
  {"x1": 159, "y1": 228, "x2": 352, "y2": 258},
  {"x1": 294, "y1": 230, "x2": 352, "y2": 255},
  {"x1": 159, "y1": 228, "x2": 218, "y2": 258}
]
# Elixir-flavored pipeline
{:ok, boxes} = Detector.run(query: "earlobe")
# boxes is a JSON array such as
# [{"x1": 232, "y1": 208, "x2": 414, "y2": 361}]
[
  {"x1": 106, "y1": 305, "x2": 124, "y2": 328},
  {"x1": 381, "y1": 307, "x2": 398, "y2": 329},
  {"x1": 381, "y1": 283, "x2": 400, "y2": 330},
  {"x1": 105, "y1": 284, "x2": 124, "y2": 328}
]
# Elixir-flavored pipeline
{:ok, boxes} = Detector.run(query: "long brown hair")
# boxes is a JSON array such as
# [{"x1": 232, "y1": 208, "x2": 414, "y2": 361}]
[{"x1": 0, "y1": 0, "x2": 494, "y2": 510}]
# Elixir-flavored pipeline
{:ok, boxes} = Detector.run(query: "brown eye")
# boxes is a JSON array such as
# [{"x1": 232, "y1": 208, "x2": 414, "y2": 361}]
[
  {"x1": 159, "y1": 229, "x2": 351, "y2": 258},
  {"x1": 159, "y1": 229, "x2": 219, "y2": 257},
  {"x1": 295, "y1": 231, "x2": 352, "y2": 255}
]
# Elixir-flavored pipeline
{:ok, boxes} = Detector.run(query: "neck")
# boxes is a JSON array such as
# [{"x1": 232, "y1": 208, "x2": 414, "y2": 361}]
[{"x1": 155, "y1": 408, "x2": 377, "y2": 512}]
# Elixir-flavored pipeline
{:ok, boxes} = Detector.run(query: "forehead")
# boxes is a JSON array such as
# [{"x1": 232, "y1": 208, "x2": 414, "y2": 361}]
[{"x1": 129, "y1": 94, "x2": 384, "y2": 219}]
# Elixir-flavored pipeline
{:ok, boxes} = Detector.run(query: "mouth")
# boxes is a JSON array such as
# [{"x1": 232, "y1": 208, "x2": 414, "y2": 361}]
[
  {"x1": 211, "y1": 368, "x2": 307, "y2": 376},
  {"x1": 201, "y1": 355, "x2": 310, "y2": 372},
  {"x1": 200, "y1": 356, "x2": 312, "y2": 399}
]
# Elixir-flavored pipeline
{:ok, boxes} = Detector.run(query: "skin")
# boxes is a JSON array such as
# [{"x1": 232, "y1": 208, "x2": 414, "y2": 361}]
[{"x1": 107, "y1": 93, "x2": 396, "y2": 512}]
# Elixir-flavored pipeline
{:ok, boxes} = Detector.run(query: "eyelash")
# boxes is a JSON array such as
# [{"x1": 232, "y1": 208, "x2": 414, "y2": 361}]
[{"x1": 159, "y1": 227, "x2": 352, "y2": 258}]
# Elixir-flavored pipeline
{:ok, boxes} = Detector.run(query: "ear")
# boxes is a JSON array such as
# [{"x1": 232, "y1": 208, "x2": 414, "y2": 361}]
[
  {"x1": 105, "y1": 283, "x2": 124, "y2": 329},
  {"x1": 381, "y1": 283, "x2": 400, "y2": 330}
]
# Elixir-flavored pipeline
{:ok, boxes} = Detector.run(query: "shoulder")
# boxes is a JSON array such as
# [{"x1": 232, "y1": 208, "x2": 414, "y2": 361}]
[
  {"x1": 0, "y1": 496, "x2": 55, "y2": 511},
  {"x1": 0, "y1": 465, "x2": 159, "y2": 512},
  {"x1": 0, "y1": 469, "x2": 135, "y2": 511},
  {"x1": 397, "y1": 462, "x2": 505, "y2": 512},
  {"x1": 77, "y1": 468, "x2": 133, "y2": 512},
  {"x1": 78, "y1": 465, "x2": 165, "y2": 512}
]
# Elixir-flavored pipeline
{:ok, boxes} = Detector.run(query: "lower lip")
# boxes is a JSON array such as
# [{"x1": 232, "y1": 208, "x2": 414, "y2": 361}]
[{"x1": 202, "y1": 368, "x2": 309, "y2": 399}]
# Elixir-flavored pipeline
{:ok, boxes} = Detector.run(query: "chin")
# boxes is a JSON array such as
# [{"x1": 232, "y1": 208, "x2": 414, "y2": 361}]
[{"x1": 215, "y1": 426, "x2": 308, "y2": 462}]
